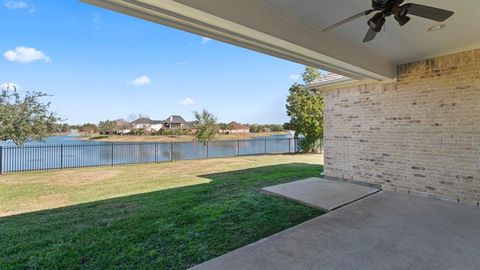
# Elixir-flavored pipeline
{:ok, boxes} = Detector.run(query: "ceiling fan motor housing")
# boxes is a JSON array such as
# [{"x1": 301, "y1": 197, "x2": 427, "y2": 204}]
[
  {"x1": 369, "y1": 0, "x2": 411, "y2": 31},
  {"x1": 372, "y1": 0, "x2": 404, "y2": 10}
]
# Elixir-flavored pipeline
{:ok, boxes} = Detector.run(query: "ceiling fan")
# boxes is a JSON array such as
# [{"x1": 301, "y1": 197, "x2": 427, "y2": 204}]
[{"x1": 322, "y1": 0, "x2": 454, "y2": 42}]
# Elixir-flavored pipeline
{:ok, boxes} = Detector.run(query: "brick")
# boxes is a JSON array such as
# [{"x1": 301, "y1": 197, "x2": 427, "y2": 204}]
[{"x1": 323, "y1": 48, "x2": 480, "y2": 206}]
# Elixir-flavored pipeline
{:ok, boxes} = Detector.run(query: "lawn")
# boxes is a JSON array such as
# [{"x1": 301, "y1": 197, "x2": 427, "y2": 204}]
[{"x1": 0, "y1": 154, "x2": 324, "y2": 269}]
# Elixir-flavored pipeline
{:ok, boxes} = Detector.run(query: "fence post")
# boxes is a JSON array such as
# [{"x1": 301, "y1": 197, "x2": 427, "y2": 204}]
[
  {"x1": 0, "y1": 146, "x2": 3, "y2": 175},
  {"x1": 169, "y1": 142, "x2": 173, "y2": 162},
  {"x1": 288, "y1": 138, "x2": 291, "y2": 153},
  {"x1": 294, "y1": 138, "x2": 297, "y2": 153},
  {"x1": 205, "y1": 141, "x2": 209, "y2": 159},
  {"x1": 60, "y1": 144, "x2": 64, "y2": 170},
  {"x1": 264, "y1": 138, "x2": 267, "y2": 154},
  {"x1": 236, "y1": 140, "x2": 240, "y2": 156},
  {"x1": 111, "y1": 143, "x2": 114, "y2": 166},
  {"x1": 154, "y1": 142, "x2": 158, "y2": 163}
]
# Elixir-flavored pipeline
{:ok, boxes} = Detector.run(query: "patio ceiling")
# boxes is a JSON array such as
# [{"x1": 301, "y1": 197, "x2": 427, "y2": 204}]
[{"x1": 82, "y1": 0, "x2": 480, "y2": 81}]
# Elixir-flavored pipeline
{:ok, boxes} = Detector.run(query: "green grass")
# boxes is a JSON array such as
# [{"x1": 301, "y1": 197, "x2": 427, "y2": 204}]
[{"x1": 0, "y1": 155, "x2": 324, "y2": 269}]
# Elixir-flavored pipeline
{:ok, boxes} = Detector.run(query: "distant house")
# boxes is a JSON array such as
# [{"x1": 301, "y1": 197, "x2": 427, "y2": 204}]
[
  {"x1": 131, "y1": 117, "x2": 163, "y2": 131},
  {"x1": 219, "y1": 121, "x2": 250, "y2": 134},
  {"x1": 116, "y1": 129, "x2": 131, "y2": 135},
  {"x1": 162, "y1": 115, "x2": 187, "y2": 129},
  {"x1": 131, "y1": 115, "x2": 188, "y2": 131}
]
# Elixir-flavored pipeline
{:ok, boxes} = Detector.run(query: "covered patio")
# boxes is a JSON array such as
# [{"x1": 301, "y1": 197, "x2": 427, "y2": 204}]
[
  {"x1": 82, "y1": 0, "x2": 480, "y2": 268},
  {"x1": 82, "y1": 0, "x2": 479, "y2": 205}
]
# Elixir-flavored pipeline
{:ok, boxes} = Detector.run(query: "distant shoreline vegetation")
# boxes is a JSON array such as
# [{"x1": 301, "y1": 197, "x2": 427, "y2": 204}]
[
  {"x1": 80, "y1": 132, "x2": 289, "y2": 143},
  {"x1": 47, "y1": 113, "x2": 288, "y2": 144}
]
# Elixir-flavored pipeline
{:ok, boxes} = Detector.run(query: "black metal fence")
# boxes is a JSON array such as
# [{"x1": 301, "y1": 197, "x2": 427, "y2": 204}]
[{"x1": 0, "y1": 138, "x2": 301, "y2": 174}]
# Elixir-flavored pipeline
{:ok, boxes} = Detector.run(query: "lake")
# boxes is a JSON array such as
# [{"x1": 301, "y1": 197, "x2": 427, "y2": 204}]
[{"x1": 0, "y1": 135, "x2": 300, "y2": 173}]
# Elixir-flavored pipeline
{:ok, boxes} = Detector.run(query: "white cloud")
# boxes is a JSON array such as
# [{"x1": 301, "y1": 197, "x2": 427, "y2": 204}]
[
  {"x1": 180, "y1": 97, "x2": 195, "y2": 105},
  {"x1": 200, "y1": 37, "x2": 212, "y2": 44},
  {"x1": 289, "y1": 74, "x2": 301, "y2": 81},
  {"x1": 1, "y1": 82, "x2": 18, "y2": 91},
  {"x1": 4, "y1": 0, "x2": 35, "y2": 13},
  {"x1": 129, "y1": 75, "x2": 151, "y2": 86},
  {"x1": 4, "y1": 47, "x2": 51, "y2": 63}
]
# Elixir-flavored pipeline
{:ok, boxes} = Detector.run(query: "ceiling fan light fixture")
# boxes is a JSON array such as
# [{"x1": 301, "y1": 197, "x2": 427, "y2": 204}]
[
  {"x1": 374, "y1": 17, "x2": 386, "y2": 32},
  {"x1": 427, "y1": 23, "x2": 446, "y2": 32},
  {"x1": 398, "y1": 5, "x2": 409, "y2": 17},
  {"x1": 368, "y1": 12, "x2": 385, "y2": 31},
  {"x1": 395, "y1": 15, "x2": 410, "y2": 26}
]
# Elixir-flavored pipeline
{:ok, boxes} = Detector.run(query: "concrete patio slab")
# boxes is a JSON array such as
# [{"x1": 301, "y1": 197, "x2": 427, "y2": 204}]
[
  {"x1": 191, "y1": 191, "x2": 480, "y2": 270},
  {"x1": 261, "y1": 177, "x2": 379, "y2": 211}
]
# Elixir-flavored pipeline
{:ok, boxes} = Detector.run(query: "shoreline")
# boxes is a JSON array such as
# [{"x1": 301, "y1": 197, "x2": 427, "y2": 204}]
[{"x1": 77, "y1": 132, "x2": 289, "y2": 143}]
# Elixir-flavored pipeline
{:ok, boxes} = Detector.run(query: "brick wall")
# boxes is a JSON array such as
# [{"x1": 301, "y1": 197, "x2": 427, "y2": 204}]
[{"x1": 323, "y1": 48, "x2": 480, "y2": 205}]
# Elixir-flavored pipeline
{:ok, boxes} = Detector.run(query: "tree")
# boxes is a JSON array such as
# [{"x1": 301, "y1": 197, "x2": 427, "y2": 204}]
[
  {"x1": 127, "y1": 113, "x2": 138, "y2": 123},
  {"x1": 193, "y1": 109, "x2": 218, "y2": 141},
  {"x1": 285, "y1": 66, "x2": 323, "y2": 152},
  {"x1": 98, "y1": 120, "x2": 117, "y2": 135},
  {"x1": 302, "y1": 66, "x2": 321, "y2": 84},
  {"x1": 267, "y1": 124, "x2": 284, "y2": 132},
  {"x1": 51, "y1": 123, "x2": 70, "y2": 133},
  {"x1": 218, "y1": 123, "x2": 229, "y2": 130},
  {"x1": 0, "y1": 89, "x2": 59, "y2": 145},
  {"x1": 80, "y1": 123, "x2": 98, "y2": 134},
  {"x1": 115, "y1": 119, "x2": 131, "y2": 130},
  {"x1": 249, "y1": 124, "x2": 260, "y2": 133}
]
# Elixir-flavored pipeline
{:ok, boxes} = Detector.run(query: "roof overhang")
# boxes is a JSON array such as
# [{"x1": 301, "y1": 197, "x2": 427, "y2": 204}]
[
  {"x1": 81, "y1": 0, "x2": 395, "y2": 80},
  {"x1": 83, "y1": 0, "x2": 479, "y2": 82},
  {"x1": 304, "y1": 73, "x2": 357, "y2": 90}
]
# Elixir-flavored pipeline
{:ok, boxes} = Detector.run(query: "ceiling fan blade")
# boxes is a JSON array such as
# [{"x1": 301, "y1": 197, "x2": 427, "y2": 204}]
[
  {"x1": 323, "y1": 9, "x2": 375, "y2": 32},
  {"x1": 405, "y1": 4, "x2": 454, "y2": 22},
  {"x1": 363, "y1": 28, "x2": 377, "y2": 43}
]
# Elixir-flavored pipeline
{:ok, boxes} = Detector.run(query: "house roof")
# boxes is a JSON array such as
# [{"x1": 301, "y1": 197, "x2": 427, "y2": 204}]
[
  {"x1": 229, "y1": 121, "x2": 249, "y2": 130},
  {"x1": 131, "y1": 117, "x2": 153, "y2": 125},
  {"x1": 132, "y1": 115, "x2": 187, "y2": 125},
  {"x1": 163, "y1": 115, "x2": 187, "y2": 124},
  {"x1": 305, "y1": 72, "x2": 355, "y2": 90}
]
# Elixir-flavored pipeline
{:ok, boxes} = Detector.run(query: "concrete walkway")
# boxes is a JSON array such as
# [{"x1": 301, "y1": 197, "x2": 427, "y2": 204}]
[
  {"x1": 262, "y1": 177, "x2": 379, "y2": 211},
  {"x1": 191, "y1": 191, "x2": 480, "y2": 270}
]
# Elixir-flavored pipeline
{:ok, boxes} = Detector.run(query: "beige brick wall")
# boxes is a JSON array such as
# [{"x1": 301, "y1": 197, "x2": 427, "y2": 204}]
[{"x1": 323, "y1": 48, "x2": 480, "y2": 205}]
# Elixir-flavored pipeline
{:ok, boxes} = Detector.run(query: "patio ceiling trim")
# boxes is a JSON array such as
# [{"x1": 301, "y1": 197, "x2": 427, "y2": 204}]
[{"x1": 82, "y1": 0, "x2": 395, "y2": 80}]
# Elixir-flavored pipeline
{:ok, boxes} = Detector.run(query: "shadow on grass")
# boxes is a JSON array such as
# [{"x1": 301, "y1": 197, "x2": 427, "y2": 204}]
[{"x1": 0, "y1": 163, "x2": 324, "y2": 270}]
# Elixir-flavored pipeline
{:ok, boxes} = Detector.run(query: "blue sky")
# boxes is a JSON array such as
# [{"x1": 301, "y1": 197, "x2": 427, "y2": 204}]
[{"x1": 0, "y1": 0, "x2": 306, "y2": 125}]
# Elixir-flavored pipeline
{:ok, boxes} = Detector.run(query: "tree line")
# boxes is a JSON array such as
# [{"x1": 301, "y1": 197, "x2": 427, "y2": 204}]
[{"x1": 55, "y1": 120, "x2": 285, "y2": 136}]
